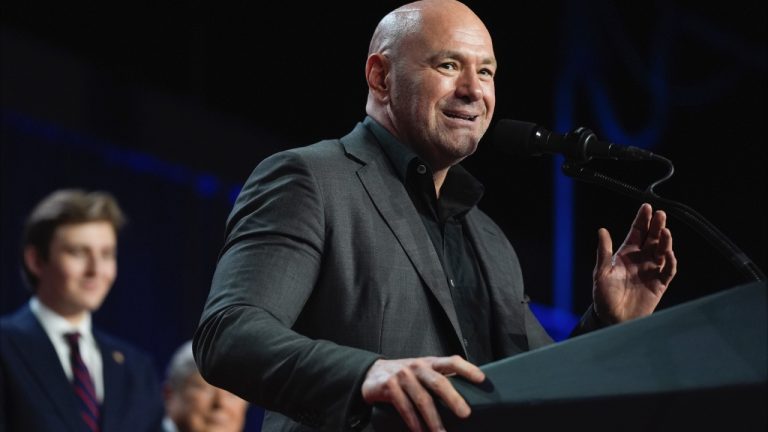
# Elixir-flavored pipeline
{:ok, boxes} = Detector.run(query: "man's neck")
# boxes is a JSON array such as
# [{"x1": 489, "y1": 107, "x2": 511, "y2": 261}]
[
  {"x1": 432, "y1": 169, "x2": 448, "y2": 199},
  {"x1": 36, "y1": 295, "x2": 88, "y2": 326}
]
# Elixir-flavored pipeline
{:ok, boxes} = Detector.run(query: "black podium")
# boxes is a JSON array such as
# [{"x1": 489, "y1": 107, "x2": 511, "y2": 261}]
[{"x1": 372, "y1": 281, "x2": 767, "y2": 431}]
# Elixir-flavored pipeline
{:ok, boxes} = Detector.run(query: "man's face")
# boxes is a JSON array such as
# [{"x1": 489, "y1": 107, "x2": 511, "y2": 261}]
[
  {"x1": 28, "y1": 221, "x2": 117, "y2": 319},
  {"x1": 387, "y1": 9, "x2": 496, "y2": 170},
  {"x1": 166, "y1": 372, "x2": 248, "y2": 432}
]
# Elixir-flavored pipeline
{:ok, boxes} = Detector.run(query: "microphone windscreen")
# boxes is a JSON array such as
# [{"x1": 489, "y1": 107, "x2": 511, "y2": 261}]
[{"x1": 491, "y1": 119, "x2": 538, "y2": 158}]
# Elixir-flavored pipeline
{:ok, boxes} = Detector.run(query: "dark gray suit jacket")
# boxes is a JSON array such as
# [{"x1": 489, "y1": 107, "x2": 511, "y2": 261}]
[{"x1": 194, "y1": 122, "x2": 554, "y2": 431}]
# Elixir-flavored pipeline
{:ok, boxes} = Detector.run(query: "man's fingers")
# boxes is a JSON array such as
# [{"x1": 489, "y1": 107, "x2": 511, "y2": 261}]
[
  {"x1": 658, "y1": 228, "x2": 677, "y2": 284},
  {"x1": 423, "y1": 356, "x2": 478, "y2": 419},
  {"x1": 623, "y1": 203, "x2": 652, "y2": 247},
  {"x1": 595, "y1": 228, "x2": 613, "y2": 276},
  {"x1": 386, "y1": 376, "x2": 424, "y2": 432},
  {"x1": 400, "y1": 370, "x2": 445, "y2": 431},
  {"x1": 655, "y1": 225, "x2": 672, "y2": 265},
  {"x1": 644, "y1": 210, "x2": 667, "y2": 249},
  {"x1": 431, "y1": 355, "x2": 485, "y2": 383},
  {"x1": 361, "y1": 356, "x2": 482, "y2": 431}
]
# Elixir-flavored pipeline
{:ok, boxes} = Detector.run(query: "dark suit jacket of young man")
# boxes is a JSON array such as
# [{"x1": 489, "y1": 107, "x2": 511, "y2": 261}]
[
  {"x1": 194, "y1": 120, "x2": 559, "y2": 431},
  {"x1": 0, "y1": 304, "x2": 165, "y2": 432}
]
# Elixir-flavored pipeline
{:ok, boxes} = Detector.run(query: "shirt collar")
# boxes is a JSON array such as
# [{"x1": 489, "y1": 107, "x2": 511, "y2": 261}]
[
  {"x1": 363, "y1": 116, "x2": 485, "y2": 210},
  {"x1": 363, "y1": 116, "x2": 417, "y2": 183},
  {"x1": 162, "y1": 416, "x2": 179, "y2": 432},
  {"x1": 30, "y1": 296, "x2": 93, "y2": 340}
]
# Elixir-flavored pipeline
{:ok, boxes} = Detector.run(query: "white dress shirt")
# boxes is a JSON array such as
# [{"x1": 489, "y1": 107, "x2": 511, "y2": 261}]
[
  {"x1": 30, "y1": 297, "x2": 105, "y2": 402},
  {"x1": 161, "y1": 416, "x2": 178, "y2": 432}
]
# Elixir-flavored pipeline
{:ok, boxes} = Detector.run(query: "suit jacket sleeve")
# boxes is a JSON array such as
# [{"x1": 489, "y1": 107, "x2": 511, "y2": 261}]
[
  {"x1": 194, "y1": 150, "x2": 380, "y2": 430},
  {"x1": 569, "y1": 303, "x2": 609, "y2": 337}
]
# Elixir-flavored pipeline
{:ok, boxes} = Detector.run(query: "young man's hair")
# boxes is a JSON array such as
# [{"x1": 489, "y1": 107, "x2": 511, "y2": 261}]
[{"x1": 22, "y1": 189, "x2": 126, "y2": 289}]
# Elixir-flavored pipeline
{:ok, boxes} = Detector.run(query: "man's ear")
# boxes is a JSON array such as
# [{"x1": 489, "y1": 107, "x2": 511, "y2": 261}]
[
  {"x1": 365, "y1": 53, "x2": 391, "y2": 102},
  {"x1": 23, "y1": 246, "x2": 43, "y2": 278}
]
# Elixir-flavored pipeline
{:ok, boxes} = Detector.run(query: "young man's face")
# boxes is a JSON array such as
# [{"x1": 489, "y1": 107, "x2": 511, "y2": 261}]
[{"x1": 27, "y1": 221, "x2": 117, "y2": 320}]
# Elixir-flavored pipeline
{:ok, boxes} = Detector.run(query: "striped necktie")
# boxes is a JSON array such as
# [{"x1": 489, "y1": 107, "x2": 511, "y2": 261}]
[{"x1": 64, "y1": 332, "x2": 101, "y2": 432}]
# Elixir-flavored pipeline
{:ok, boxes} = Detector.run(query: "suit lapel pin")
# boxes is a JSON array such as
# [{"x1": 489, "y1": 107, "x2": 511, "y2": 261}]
[{"x1": 112, "y1": 351, "x2": 125, "y2": 364}]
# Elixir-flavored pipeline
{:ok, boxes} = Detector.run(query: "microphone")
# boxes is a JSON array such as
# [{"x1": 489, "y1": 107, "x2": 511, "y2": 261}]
[{"x1": 492, "y1": 119, "x2": 655, "y2": 162}]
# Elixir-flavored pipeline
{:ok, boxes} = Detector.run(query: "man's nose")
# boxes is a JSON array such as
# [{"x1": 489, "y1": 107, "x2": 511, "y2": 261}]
[{"x1": 455, "y1": 70, "x2": 483, "y2": 101}]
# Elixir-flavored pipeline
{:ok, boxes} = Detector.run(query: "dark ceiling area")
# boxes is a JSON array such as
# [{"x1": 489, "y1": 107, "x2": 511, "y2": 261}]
[
  {"x1": 2, "y1": 1, "x2": 763, "y2": 176},
  {"x1": 2, "y1": 1, "x2": 567, "y2": 176}
]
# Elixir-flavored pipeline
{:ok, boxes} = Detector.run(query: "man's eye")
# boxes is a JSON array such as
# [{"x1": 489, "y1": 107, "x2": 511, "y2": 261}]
[
  {"x1": 479, "y1": 68, "x2": 495, "y2": 77},
  {"x1": 439, "y1": 62, "x2": 457, "y2": 70},
  {"x1": 66, "y1": 247, "x2": 86, "y2": 257}
]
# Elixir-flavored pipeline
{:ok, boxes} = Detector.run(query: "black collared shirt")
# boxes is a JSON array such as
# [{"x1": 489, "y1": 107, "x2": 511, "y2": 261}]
[{"x1": 364, "y1": 117, "x2": 494, "y2": 365}]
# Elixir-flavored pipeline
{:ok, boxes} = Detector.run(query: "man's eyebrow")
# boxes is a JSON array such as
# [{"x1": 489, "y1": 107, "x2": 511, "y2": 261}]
[{"x1": 429, "y1": 50, "x2": 497, "y2": 67}]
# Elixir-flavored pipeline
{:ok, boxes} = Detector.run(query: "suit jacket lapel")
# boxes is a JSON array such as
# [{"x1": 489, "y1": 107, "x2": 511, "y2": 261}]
[
  {"x1": 97, "y1": 332, "x2": 127, "y2": 431},
  {"x1": 8, "y1": 306, "x2": 84, "y2": 432},
  {"x1": 464, "y1": 210, "x2": 529, "y2": 354},
  {"x1": 341, "y1": 124, "x2": 467, "y2": 355}
]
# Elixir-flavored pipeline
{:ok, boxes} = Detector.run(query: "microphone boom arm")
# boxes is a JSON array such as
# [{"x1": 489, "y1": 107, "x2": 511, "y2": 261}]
[{"x1": 560, "y1": 157, "x2": 766, "y2": 283}]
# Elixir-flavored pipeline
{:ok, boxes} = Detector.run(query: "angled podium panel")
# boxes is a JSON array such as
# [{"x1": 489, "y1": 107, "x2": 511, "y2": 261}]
[{"x1": 372, "y1": 281, "x2": 767, "y2": 431}]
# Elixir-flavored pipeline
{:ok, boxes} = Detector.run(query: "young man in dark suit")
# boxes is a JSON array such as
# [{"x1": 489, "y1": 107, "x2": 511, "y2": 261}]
[{"x1": 0, "y1": 189, "x2": 165, "y2": 432}]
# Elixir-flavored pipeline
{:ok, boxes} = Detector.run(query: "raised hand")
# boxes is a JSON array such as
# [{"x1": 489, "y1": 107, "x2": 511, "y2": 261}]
[{"x1": 592, "y1": 203, "x2": 677, "y2": 324}]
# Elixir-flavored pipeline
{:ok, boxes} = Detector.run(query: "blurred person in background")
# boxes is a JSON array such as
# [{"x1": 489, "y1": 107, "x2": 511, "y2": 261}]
[
  {"x1": 0, "y1": 189, "x2": 164, "y2": 432},
  {"x1": 163, "y1": 340, "x2": 248, "y2": 432}
]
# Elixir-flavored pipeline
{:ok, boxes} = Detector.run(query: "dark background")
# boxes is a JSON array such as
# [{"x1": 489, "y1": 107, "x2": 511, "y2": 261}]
[{"x1": 2, "y1": 1, "x2": 765, "y2": 430}]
